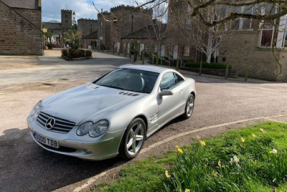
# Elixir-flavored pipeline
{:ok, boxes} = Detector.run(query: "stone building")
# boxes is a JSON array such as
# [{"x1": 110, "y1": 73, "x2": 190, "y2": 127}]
[
  {"x1": 43, "y1": 10, "x2": 74, "y2": 43},
  {"x1": 120, "y1": 0, "x2": 199, "y2": 61},
  {"x1": 109, "y1": 5, "x2": 153, "y2": 52},
  {"x1": 78, "y1": 18, "x2": 98, "y2": 48},
  {"x1": 78, "y1": 5, "x2": 152, "y2": 51},
  {"x1": 165, "y1": 0, "x2": 287, "y2": 81},
  {"x1": 217, "y1": 8, "x2": 287, "y2": 81},
  {"x1": 0, "y1": 0, "x2": 43, "y2": 55},
  {"x1": 121, "y1": 24, "x2": 168, "y2": 57}
]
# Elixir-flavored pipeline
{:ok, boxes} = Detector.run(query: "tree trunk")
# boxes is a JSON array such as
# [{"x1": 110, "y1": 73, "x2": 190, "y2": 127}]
[{"x1": 206, "y1": 30, "x2": 213, "y2": 63}]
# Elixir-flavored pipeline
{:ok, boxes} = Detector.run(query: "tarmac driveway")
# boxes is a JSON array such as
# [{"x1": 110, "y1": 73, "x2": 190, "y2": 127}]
[{"x1": 1, "y1": 52, "x2": 287, "y2": 192}]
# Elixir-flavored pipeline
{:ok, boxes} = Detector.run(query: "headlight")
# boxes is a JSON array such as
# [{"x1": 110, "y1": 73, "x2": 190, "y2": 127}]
[
  {"x1": 76, "y1": 120, "x2": 109, "y2": 138},
  {"x1": 29, "y1": 101, "x2": 42, "y2": 120}
]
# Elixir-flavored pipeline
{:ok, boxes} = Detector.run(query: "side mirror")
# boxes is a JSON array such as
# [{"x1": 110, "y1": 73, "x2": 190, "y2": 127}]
[{"x1": 159, "y1": 90, "x2": 173, "y2": 97}]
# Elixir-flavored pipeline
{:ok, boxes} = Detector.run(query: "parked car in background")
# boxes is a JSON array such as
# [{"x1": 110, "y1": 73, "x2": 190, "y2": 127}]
[{"x1": 27, "y1": 65, "x2": 196, "y2": 160}]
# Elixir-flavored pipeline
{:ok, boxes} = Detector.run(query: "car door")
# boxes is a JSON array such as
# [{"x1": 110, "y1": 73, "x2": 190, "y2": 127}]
[{"x1": 157, "y1": 72, "x2": 185, "y2": 126}]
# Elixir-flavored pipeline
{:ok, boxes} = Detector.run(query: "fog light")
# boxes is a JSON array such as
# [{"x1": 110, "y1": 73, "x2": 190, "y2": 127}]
[{"x1": 84, "y1": 149, "x2": 92, "y2": 154}]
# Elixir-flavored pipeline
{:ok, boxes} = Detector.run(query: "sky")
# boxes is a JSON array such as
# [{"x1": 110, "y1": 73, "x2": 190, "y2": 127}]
[{"x1": 42, "y1": 0, "x2": 146, "y2": 22}]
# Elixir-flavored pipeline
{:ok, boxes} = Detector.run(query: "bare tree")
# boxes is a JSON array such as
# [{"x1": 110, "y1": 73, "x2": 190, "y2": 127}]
[
  {"x1": 140, "y1": 2, "x2": 169, "y2": 63},
  {"x1": 170, "y1": 2, "x2": 236, "y2": 63}
]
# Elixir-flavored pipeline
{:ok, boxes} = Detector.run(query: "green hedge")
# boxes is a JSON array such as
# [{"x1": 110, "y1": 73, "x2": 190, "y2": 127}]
[{"x1": 185, "y1": 62, "x2": 232, "y2": 69}]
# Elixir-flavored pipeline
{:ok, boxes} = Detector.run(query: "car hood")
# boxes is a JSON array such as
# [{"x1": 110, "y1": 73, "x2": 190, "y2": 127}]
[{"x1": 41, "y1": 84, "x2": 145, "y2": 124}]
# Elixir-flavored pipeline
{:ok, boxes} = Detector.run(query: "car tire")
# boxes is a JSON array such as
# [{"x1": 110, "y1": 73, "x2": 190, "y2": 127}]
[
  {"x1": 182, "y1": 94, "x2": 195, "y2": 119},
  {"x1": 119, "y1": 118, "x2": 146, "y2": 160}
]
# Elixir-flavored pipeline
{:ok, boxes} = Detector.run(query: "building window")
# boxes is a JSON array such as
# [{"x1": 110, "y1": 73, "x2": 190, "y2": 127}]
[
  {"x1": 153, "y1": 45, "x2": 158, "y2": 53},
  {"x1": 260, "y1": 30, "x2": 274, "y2": 47},
  {"x1": 101, "y1": 22, "x2": 103, "y2": 27},
  {"x1": 259, "y1": 4, "x2": 279, "y2": 48},
  {"x1": 242, "y1": 6, "x2": 253, "y2": 29},
  {"x1": 160, "y1": 45, "x2": 165, "y2": 57},
  {"x1": 231, "y1": 6, "x2": 242, "y2": 30},
  {"x1": 183, "y1": 46, "x2": 190, "y2": 56},
  {"x1": 185, "y1": 19, "x2": 192, "y2": 29},
  {"x1": 127, "y1": 43, "x2": 130, "y2": 53}
]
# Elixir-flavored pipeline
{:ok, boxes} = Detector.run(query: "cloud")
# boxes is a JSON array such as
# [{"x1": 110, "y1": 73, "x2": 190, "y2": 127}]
[{"x1": 42, "y1": 0, "x2": 145, "y2": 22}]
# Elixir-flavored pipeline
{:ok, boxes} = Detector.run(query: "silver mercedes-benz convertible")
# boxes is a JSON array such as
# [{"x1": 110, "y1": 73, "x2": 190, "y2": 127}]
[{"x1": 27, "y1": 65, "x2": 196, "y2": 160}]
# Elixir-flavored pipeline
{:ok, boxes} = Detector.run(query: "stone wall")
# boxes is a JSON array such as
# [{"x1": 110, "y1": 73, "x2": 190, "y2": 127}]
[
  {"x1": 0, "y1": 2, "x2": 43, "y2": 55},
  {"x1": 97, "y1": 12, "x2": 111, "y2": 50},
  {"x1": 218, "y1": 31, "x2": 287, "y2": 81},
  {"x1": 109, "y1": 5, "x2": 153, "y2": 51},
  {"x1": 1, "y1": 0, "x2": 37, "y2": 9},
  {"x1": 78, "y1": 19, "x2": 98, "y2": 38}
]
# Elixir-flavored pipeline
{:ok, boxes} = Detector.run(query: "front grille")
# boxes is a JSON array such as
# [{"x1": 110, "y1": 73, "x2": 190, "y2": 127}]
[{"x1": 37, "y1": 112, "x2": 76, "y2": 134}]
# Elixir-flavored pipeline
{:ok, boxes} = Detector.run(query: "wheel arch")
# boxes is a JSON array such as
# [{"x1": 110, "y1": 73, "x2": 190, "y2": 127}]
[{"x1": 133, "y1": 114, "x2": 148, "y2": 136}]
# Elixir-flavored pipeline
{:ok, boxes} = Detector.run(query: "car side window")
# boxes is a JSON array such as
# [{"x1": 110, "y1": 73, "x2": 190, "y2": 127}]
[
  {"x1": 174, "y1": 73, "x2": 184, "y2": 84},
  {"x1": 160, "y1": 72, "x2": 184, "y2": 90}
]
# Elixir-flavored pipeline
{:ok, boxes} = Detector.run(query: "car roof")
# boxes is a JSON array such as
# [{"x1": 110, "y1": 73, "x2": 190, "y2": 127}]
[{"x1": 119, "y1": 64, "x2": 172, "y2": 74}]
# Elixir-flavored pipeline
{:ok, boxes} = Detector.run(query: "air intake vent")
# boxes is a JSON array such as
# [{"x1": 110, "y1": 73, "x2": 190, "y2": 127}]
[{"x1": 118, "y1": 91, "x2": 139, "y2": 96}]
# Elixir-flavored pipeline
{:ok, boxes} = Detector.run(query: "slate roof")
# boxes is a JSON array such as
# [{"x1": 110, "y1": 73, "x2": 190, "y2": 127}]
[
  {"x1": 82, "y1": 31, "x2": 98, "y2": 39},
  {"x1": 121, "y1": 24, "x2": 167, "y2": 39},
  {"x1": 43, "y1": 22, "x2": 62, "y2": 30}
]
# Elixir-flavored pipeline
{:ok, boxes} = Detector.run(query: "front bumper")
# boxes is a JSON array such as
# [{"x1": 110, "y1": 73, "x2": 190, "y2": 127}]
[{"x1": 27, "y1": 118, "x2": 124, "y2": 160}]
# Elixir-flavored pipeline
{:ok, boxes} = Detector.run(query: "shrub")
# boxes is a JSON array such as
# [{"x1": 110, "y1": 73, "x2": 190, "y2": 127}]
[
  {"x1": 86, "y1": 50, "x2": 92, "y2": 57},
  {"x1": 47, "y1": 43, "x2": 53, "y2": 49},
  {"x1": 71, "y1": 44, "x2": 79, "y2": 50},
  {"x1": 61, "y1": 49, "x2": 68, "y2": 57},
  {"x1": 185, "y1": 62, "x2": 232, "y2": 69},
  {"x1": 62, "y1": 48, "x2": 92, "y2": 59},
  {"x1": 68, "y1": 49, "x2": 78, "y2": 58}
]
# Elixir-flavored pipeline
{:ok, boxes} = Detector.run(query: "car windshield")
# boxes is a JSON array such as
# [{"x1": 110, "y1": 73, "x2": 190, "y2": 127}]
[{"x1": 95, "y1": 68, "x2": 159, "y2": 94}]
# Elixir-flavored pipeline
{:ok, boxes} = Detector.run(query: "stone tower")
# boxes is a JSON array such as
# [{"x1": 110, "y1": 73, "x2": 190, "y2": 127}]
[{"x1": 61, "y1": 9, "x2": 73, "y2": 33}]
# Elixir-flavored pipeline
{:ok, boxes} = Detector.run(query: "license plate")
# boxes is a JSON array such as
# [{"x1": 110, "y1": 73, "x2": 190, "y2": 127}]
[{"x1": 33, "y1": 132, "x2": 59, "y2": 149}]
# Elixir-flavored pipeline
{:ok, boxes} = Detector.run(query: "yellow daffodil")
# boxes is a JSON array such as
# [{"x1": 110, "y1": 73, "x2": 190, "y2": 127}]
[
  {"x1": 199, "y1": 140, "x2": 206, "y2": 146},
  {"x1": 212, "y1": 171, "x2": 217, "y2": 177},
  {"x1": 176, "y1": 145, "x2": 180, "y2": 149},
  {"x1": 196, "y1": 135, "x2": 201, "y2": 140},
  {"x1": 218, "y1": 160, "x2": 222, "y2": 168},
  {"x1": 165, "y1": 170, "x2": 170, "y2": 178},
  {"x1": 241, "y1": 137, "x2": 245, "y2": 142},
  {"x1": 260, "y1": 128, "x2": 266, "y2": 133},
  {"x1": 185, "y1": 189, "x2": 190, "y2": 192},
  {"x1": 270, "y1": 149, "x2": 277, "y2": 154},
  {"x1": 252, "y1": 134, "x2": 256, "y2": 138},
  {"x1": 178, "y1": 148, "x2": 183, "y2": 154}
]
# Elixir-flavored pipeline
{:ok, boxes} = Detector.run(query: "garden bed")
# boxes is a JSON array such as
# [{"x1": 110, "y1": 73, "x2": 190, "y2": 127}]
[
  {"x1": 92, "y1": 122, "x2": 287, "y2": 192},
  {"x1": 61, "y1": 48, "x2": 92, "y2": 61}
]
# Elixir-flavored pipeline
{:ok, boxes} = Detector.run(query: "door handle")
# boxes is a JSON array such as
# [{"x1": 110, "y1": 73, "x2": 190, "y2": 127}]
[{"x1": 179, "y1": 90, "x2": 183, "y2": 94}]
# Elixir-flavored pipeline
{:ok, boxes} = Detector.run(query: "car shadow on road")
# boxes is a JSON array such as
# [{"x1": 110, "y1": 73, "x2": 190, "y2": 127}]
[{"x1": 0, "y1": 128, "x2": 127, "y2": 192}]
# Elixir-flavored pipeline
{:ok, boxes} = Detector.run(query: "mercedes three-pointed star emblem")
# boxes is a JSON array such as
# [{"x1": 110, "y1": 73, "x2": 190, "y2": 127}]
[{"x1": 46, "y1": 118, "x2": 56, "y2": 129}]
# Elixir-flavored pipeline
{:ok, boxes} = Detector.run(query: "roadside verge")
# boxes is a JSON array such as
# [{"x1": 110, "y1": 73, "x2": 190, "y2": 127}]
[{"x1": 54, "y1": 114, "x2": 287, "y2": 192}]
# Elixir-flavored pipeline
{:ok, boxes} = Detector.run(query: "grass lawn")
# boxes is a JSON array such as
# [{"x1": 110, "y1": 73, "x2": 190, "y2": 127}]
[{"x1": 93, "y1": 122, "x2": 287, "y2": 192}]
